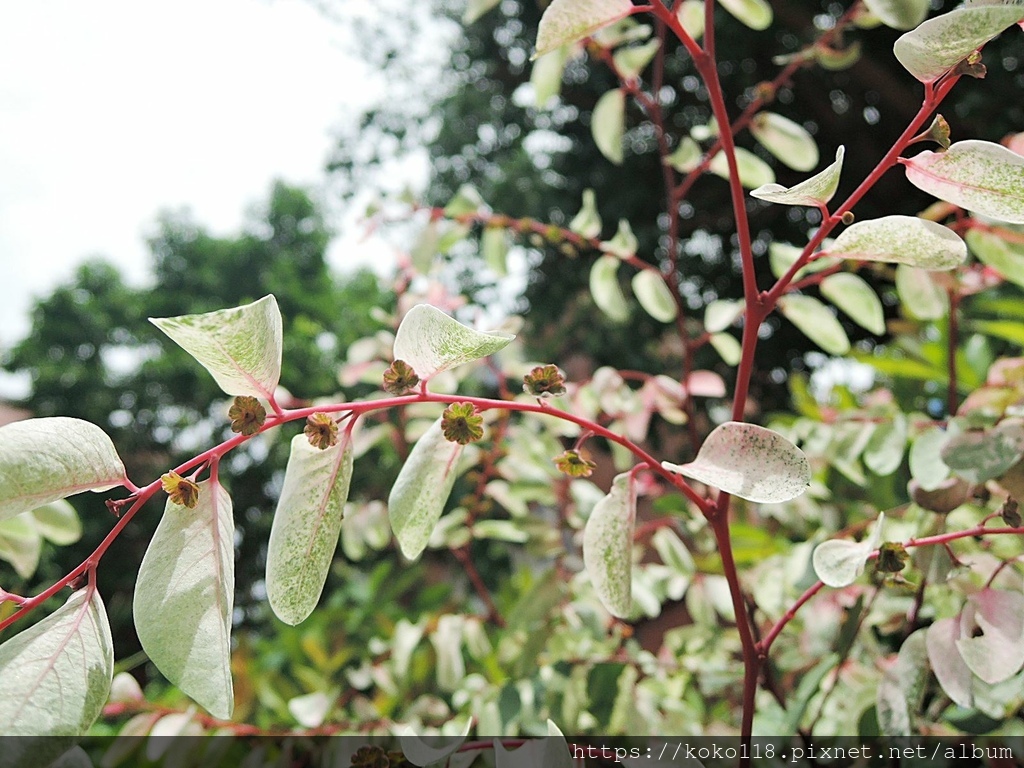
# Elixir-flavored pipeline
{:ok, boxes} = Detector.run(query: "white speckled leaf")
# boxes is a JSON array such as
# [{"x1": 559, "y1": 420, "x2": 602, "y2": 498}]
[
  {"x1": 388, "y1": 417, "x2": 464, "y2": 560},
  {"x1": 583, "y1": 472, "x2": 637, "y2": 618},
  {"x1": 134, "y1": 480, "x2": 234, "y2": 719},
  {"x1": 903, "y1": 140, "x2": 1024, "y2": 224},
  {"x1": 750, "y1": 112, "x2": 819, "y2": 172},
  {"x1": 830, "y1": 215, "x2": 967, "y2": 269},
  {"x1": 267, "y1": 434, "x2": 354, "y2": 626},
  {"x1": 0, "y1": 417, "x2": 126, "y2": 522},
  {"x1": 0, "y1": 589, "x2": 113, "y2": 735},
  {"x1": 534, "y1": 0, "x2": 634, "y2": 57},
  {"x1": 864, "y1": 0, "x2": 929, "y2": 30},
  {"x1": 393, "y1": 305, "x2": 515, "y2": 381},
  {"x1": 663, "y1": 421, "x2": 811, "y2": 503},
  {"x1": 150, "y1": 295, "x2": 282, "y2": 399},
  {"x1": 820, "y1": 272, "x2": 886, "y2": 335},
  {"x1": 778, "y1": 294, "x2": 851, "y2": 355},
  {"x1": 751, "y1": 146, "x2": 845, "y2": 206},
  {"x1": 894, "y1": 1, "x2": 1024, "y2": 82},
  {"x1": 812, "y1": 512, "x2": 885, "y2": 587},
  {"x1": 631, "y1": 270, "x2": 678, "y2": 323}
]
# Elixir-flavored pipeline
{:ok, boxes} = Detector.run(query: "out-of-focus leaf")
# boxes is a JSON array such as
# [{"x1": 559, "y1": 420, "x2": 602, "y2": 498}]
[
  {"x1": 863, "y1": 0, "x2": 929, "y2": 30},
  {"x1": 778, "y1": 294, "x2": 851, "y2": 355},
  {"x1": 749, "y1": 112, "x2": 819, "y2": 172},
  {"x1": 709, "y1": 147, "x2": 775, "y2": 189},
  {"x1": 592, "y1": 89, "x2": 626, "y2": 165},
  {"x1": 535, "y1": 0, "x2": 634, "y2": 57},
  {"x1": 631, "y1": 270, "x2": 678, "y2": 323},
  {"x1": 820, "y1": 273, "x2": 885, "y2": 335},
  {"x1": 896, "y1": 264, "x2": 948, "y2": 320},
  {"x1": 967, "y1": 228, "x2": 1024, "y2": 288},
  {"x1": 590, "y1": 255, "x2": 630, "y2": 323},
  {"x1": 719, "y1": 0, "x2": 773, "y2": 30}
]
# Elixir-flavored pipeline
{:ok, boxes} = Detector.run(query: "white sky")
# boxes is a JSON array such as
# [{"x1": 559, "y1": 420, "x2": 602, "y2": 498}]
[{"x1": 0, "y1": 0, "x2": 403, "y2": 358}]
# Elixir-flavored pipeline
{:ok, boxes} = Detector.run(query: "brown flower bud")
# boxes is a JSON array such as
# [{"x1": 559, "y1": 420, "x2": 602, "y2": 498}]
[
  {"x1": 383, "y1": 359, "x2": 420, "y2": 395},
  {"x1": 875, "y1": 542, "x2": 909, "y2": 574},
  {"x1": 441, "y1": 402, "x2": 484, "y2": 445},
  {"x1": 161, "y1": 471, "x2": 200, "y2": 509},
  {"x1": 305, "y1": 412, "x2": 339, "y2": 450},
  {"x1": 524, "y1": 364, "x2": 567, "y2": 398},
  {"x1": 228, "y1": 395, "x2": 267, "y2": 436}
]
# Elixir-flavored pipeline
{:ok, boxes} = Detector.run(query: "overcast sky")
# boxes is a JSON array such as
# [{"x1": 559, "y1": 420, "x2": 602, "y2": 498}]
[{"x1": 0, "y1": 0, "x2": 403, "y2": 360}]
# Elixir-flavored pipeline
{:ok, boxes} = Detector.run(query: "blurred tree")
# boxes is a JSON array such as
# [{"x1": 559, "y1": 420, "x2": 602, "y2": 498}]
[
  {"x1": 1, "y1": 181, "x2": 392, "y2": 651},
  {"x1": 327, "y1": 0, "x2": 1024, "y2": 409}
]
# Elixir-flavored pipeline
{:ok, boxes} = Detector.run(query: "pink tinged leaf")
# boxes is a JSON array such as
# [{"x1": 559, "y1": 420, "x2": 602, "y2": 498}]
[
  {"x1": 893, "y1": 1, "x2": 1024, "y2": 82},
  {"x1": 927, "y1": 616, "x2": 974, "y2": 707},
  {"x1": 876, "y1": 629, "x2": 929, "y2": 737},
  {"x1": 685, "y1": 370, "x2": 727, "y2": 398},
  {"x1": 902, "y1": 141, "x2": 1024, "y2": 224},
  {"x1": 662, "y1": 421, "x2": 811, "y2": 503},
  {"x1": 956, "y1": 589, "x2": 1024, "y2": 684},
  {"x1": 534, "y1": 0, "x2": 634, "y2": 58}
]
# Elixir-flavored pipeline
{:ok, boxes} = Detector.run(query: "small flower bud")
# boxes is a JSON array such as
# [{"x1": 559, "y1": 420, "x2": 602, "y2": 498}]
[
  {"x1": 1000, "y1": 497, "x2": 1022, "y2": 527},
  {"x1": 840, "y1": 211, "x2": 856, "y2": 225},
  {"x1": 228, "y1": 395, "x2": 267, "y2": 436},
  {"x1": 523, "y1": 364, "x2": 567, "y2": 398},
  {"x1": 553, "y1": 449, "x2": 597, "y2": 478},
  {"x1": 161, "y1": 471, "x2": 200, "y2": 509},
  {"x1": 441, "y1": 402, "x2": 484, "y2": 445},
  {"x1": 383, "y1": 359, "x2": 420, "y2": 395},
  {"x1": 305, "y1": 412, "x2": 339, "y2": 450},
  {"x1": 875, "y1": 541, "x2": 909, "y2": 574}
]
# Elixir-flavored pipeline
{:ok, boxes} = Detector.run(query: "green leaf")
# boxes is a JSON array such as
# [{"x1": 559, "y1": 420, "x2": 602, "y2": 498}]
[
  {"x1": 388, "y1": 417, "x2": 464, "y2": 560},
  {"x1": 940, "y1": 419, "x2": 1024, "y2": 483},
  {"x1": 0, "y1": 417, "x2": 125, "y2": 522},
  {"x1": 481, "y1": 226, "x2": 511, "y2": 276},
  {"x1": 750, "y1": 146, "x2": 845, "y2": 206},
  {"x1": 0, "y1": 515, "x2": 42, "y2": 579},
  {"x1": 463, "y1": 0, "x2": 502, "y2": 24},
  {"x1": 877, "y1": 629, "x2": 929, "y2": 737},
  {"x1": 864, "y1": 413, "x2": 908, "y2": 476},
  {"x1": 769, "y1": 241, "x2": 838, "y2": 280},
  {"x1": 896, "y1": 264, "x2": 948, "y2": 320},
  {"x1": 778, "y1": 294, "x2": 851, "y2": 355},
  {"x1": 894, "y1": 1, "x2": 1024, "y2": 82},
  {"x1": 443, "y1": 184, "x2": 486, "y2": 217},
  {"x1": 589, "y1": 255, "x2": 630, "y2": 323},
  {"x1": 613, "y1": 39, "x2": 661, "y2": 79},
  {"x1": 863, "y1": 0, "x2": 930, "y2": 30},
  {"x1": 592, "y1": 89, "x2": 626, "y2": 165},
  {"x1": 569, "y1": 188, "x2": 602, "y2": 238},
  {"x1": 134, "y1": 480, "x2": 234, "y2": 719},
  {"x1": 266, "y1": 434, "x2": 354, "y2": 626},
  {"x1": 709, "y1": 332, "x2": 742, "y2": 365},
  {"x1": 704, "y1": 299, "x2": 744, "y2": 333},
  {"x1": 530, "y1": 46, "x2": 572, "y2": 108},
  {"x1": 966, "y1": 228, "x2": 1024, "y2": 288},
  {"x1": 749, "y1": 112, "x2": 819, "y2": 172},
  {"x1": 812, "y1": 513, "x2": 885, "y2": 587},
  {"x1": 955, "y1": 589, "x2": 1024, "y2": 684},
  {"x1": 909, "y1": 426, "x2": 951, "y2": 491},
  {"x1": 534, "y1": 0, "x2": 634, "y2": 58},
  {"x1": 676, "y1": 0, "x2": 705, "y2": 39},
  {"x1": 709, "y1": 147, "x2": 775, "y2": 189},
  {"x1": 718, "y1": 0, "x2": 773, "y2": 30},
  {"x1": 600, "y1": 218, "x2": 639, "y2": 258},
  {"x1": 820, "y1": 273, "x2": 886, "y2": 335},
  {"x1": 631, "y1": 270, "x2": 678, "y2": 323},
  {"x1": 583, "y1": 472, "x2": 637, "y2": 618},
  {"x1": 0, "y1": 589, "x2": 113, "y2": 734},
  {"x1": 664, "y1": 136, "x2": 702, "y2": 173},
  {"x1": 829, "y1": 215, "x2": 967, "y2": 270},
  {"x1": 30, "y1": 499, "x2": 82, "y2": 546},
  {"x1": 903, "y1": 141, "x2": 1024, "y2": 224},
  {"x1": 663, "y1": 421, "x2": 811, "y2": 503},
  {"x1": 150, "y1": 295, "x2": 282, "y2": 399},
  {"x1": 393, "y1": 304, "x2": 515, "y2": 381},
  {"x1": 971, "y1": 319, "x2": 1024, "y2": 346}
]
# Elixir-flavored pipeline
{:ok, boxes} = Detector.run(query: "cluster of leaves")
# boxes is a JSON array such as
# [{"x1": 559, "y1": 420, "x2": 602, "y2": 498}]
[{"x1": 3, "y1": 0, "x2": 1024, "y2": 764}]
